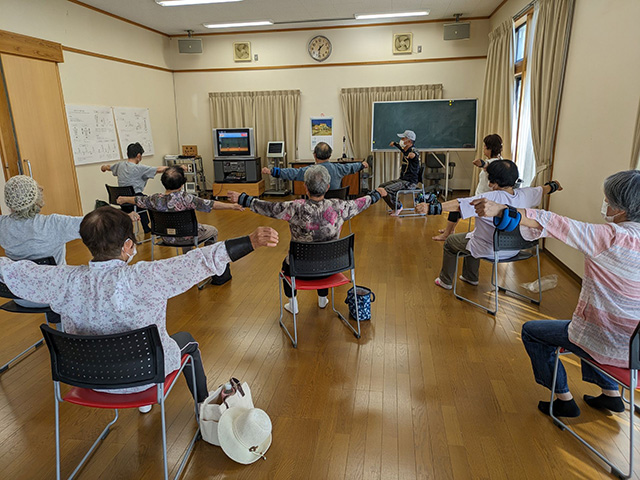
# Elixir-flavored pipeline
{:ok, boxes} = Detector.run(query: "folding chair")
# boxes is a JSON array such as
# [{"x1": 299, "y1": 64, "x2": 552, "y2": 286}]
[
  {"x1": 424, "y1": 153, "x2": 456, "y2": 198},
  {"x1": 148, "y1": 209, "x2": 213, "y2": 289},
  {"x1": 105, "y1": 184, "x2": 149, "y2": 243},
  {"x1": 394, "y1": 164, "x2": 427, "y2": 218},
  {"x1": 325, "y1": 186, "x2": 352, "y2": 233},
  {"x1": 40, "y1": 324, "x2": 199, "y2": 480},
  {"x1": 0, "y1": 256, "x2": 61, "y2": 374},
  {"x1": 278, "y1": 234, "x2": 361, "y2": 348},
  {"x1": 453, "y1": 228, "x2": 542, "y2": 315},
  {"x1": 549, "y1": 324, "x2": 640, "y2": 479}
]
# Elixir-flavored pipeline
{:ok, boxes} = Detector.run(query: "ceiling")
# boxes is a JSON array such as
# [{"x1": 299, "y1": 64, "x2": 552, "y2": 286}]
[{"x1": 77, "y1": 0, "x2": 504, "y2": 35}]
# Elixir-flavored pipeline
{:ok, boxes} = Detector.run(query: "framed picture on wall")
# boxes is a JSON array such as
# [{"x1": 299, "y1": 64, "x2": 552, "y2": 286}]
[
  {"x1": 233, "y1": 42, "x2": 251, "y2": 62},
  {"x1": 393, "y1": 33, "x2": 413, "y2": 54}
]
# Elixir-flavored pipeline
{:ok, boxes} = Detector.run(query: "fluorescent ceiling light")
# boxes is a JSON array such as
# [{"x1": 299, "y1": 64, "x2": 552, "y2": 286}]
[
  {"x1": 156, "y1": 0, "x2": 242, "y2": 7},
  {"x1": 355, "y1": 11, "x2": 430, "y2": 20},
  {"x1": 203, "y1": 20, "x2": 273, "y2": 29}
]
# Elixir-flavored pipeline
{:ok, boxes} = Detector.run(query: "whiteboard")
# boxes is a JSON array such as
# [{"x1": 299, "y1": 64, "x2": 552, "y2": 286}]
[
  {"x1": 65, "y1": 105, "x2": 121, "y2": 165},
  {"x1": 113, "y1": 107, "x2": 155, "y2": 157}
]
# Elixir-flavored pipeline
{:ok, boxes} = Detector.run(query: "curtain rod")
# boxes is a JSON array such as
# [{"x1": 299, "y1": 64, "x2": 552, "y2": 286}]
[{"x1": 513, "y1": 1, "x2": 535, "y2": 20}]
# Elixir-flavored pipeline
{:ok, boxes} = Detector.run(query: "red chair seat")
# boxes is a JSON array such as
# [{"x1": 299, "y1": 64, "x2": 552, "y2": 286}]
[
  {"x1": 282, "y1": 273, "x2": 350, "y2": 290},
  {"x1": 559, "y1": 348, "x2": 637, "y2": 390},
  {"x1": 63, "y1": 354, "x2": 188, "y2": 409}
]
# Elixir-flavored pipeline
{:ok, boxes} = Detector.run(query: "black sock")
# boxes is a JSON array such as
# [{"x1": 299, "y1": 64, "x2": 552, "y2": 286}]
[
  {"x1": 583, "y1": 394, "x2": 625, "y2": 413},
  {"x1": 538, "y1": 398, "x2": 581, "y2": 417}
]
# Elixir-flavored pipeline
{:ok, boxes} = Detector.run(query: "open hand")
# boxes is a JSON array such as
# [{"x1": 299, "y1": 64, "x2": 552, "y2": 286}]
[
  {"x1": 261, "y1": 167, "x2": 272, "y2": 175},
  {"x1": 375, "y1": 187, "x2": 387, "y2": 197},
  {"x1": 471, "y1": 198, "x2": 507, "y2": 217},
  {"x1": 227, "y1": 191, "x2": 241, "y2": 203},
  {"x1": 128, "y1": 212, "x2": 140, "y2": 222},
  {"x1": 250, "y1": 227, "x2": 279, "y2": 249}
]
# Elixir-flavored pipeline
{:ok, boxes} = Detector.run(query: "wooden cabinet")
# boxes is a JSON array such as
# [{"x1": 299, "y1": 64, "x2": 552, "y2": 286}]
[{"x1": 291, "y1": 160, "x2": 362, "y2": 196}]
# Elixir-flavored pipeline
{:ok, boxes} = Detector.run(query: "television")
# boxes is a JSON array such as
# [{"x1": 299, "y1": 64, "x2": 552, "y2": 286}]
[{"x1": 213, "y1": 128, "x2": 256, "y2": 158}]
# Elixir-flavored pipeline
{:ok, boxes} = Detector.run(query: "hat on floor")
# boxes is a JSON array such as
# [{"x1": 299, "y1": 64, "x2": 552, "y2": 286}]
[
  {"x1": 397, "y1": 130, "x2": 416, "y2": 141},
  {"x1": 218, "y1": 407, "x2": 272, "y2": 464},
  {"x1": 5, "y1": 175, "x2": 39, "y2": 213}
]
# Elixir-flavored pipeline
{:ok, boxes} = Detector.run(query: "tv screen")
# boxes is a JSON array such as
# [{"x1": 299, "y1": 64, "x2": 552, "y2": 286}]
[{"x1": 213, "y1": 128, "x2": 255, "y2": 157}]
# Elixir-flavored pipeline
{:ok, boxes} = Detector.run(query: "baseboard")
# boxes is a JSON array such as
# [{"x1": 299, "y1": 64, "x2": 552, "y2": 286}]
[{"x1": 541, "y1": 249, "x2": 582, "y2": 286}]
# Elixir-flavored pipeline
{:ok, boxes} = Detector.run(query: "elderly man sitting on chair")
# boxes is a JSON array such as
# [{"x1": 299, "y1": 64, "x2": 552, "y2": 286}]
[
  {"x1": 118, "y1": 165, "x2": 243, "y2": 285},
  {"x1": 227, "y1": 165, "x2": 387, "y2": 314},
  {"x1": 0, "y1": 206, "x2": 278, "y2": 411},
  {"x1": 416, "y1": 160, "x2": 562, "y2": 290}
]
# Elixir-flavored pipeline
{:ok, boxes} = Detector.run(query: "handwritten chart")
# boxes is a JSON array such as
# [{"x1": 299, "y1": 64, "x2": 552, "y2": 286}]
[
  {"x1": 113, "y1": 107, "x2": 155, "y2": 157},
  {"x1": 65, "y1": 105, "x2": 121, "y2": 165}
]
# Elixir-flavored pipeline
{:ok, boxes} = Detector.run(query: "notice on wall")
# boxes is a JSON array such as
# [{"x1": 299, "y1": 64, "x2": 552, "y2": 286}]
[
  {"x1": 310, "y1": 116, "x2": 333, "y2": 150},
  {"x1": 113, "y1": 107, "x2": 155, "y2": 157},
  {"x1": 65, "y1": 105, "x2": 121, "y2": 165}
]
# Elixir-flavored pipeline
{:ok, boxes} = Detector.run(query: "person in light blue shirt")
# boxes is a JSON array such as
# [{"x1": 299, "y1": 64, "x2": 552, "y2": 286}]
[{"x1": 261, "y1": 142, "x2": 368, "y2": 193}]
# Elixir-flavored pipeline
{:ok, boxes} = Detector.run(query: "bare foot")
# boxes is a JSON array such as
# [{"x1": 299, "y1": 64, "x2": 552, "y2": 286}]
[
  {"x1": 438, "y1": 229, "x2": 445, "y2": 234},
  {"x1": 432, "y1": 233, "x2": 449, "y2": 241},
  {"x1": 390, "y1": 207, "x2": 403, "y2": 217}
]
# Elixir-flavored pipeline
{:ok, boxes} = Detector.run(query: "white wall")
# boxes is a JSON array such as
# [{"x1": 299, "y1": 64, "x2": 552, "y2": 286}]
[
  {"x1": 170, "y1": 21, "x2": 490, "y2": 189},
  {"x1": 0, "y1": 0, "x2": 178, "y2": 213}
]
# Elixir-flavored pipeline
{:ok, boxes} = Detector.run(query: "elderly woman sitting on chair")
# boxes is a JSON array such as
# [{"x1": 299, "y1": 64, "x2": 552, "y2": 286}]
[
  {"x1": 227, "y1": 165, "x2": 387, "y2": 314},
  {"x1": 472, "y1": 170, "x2": 640, "y2": 418}
]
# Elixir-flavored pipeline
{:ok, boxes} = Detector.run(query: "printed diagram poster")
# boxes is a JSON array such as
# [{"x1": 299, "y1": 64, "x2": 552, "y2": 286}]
[
  {"x1": 65, "y1": 105, "x2": 120, "y2": 165},
  {"x1": 310, "y1": 117, "x2": 333, "y2": 150},
  {"x1": 113, "y1": 107, "x2": 155, "y2": 157}
]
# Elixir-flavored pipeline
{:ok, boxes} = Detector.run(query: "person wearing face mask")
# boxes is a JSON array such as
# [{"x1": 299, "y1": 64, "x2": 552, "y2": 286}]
[
  {"x1": 0, "y1": 206, "x2": 279, "y2": 412},
  {"x1": 379, "y1": 130, "x2": 421, "y2": 216},
  {"x1": 471, "y1": 170, "x2": 640, "y2": 418},
  {"x1": 416, "y1": 160, "x2": 562, "y2": 290}
]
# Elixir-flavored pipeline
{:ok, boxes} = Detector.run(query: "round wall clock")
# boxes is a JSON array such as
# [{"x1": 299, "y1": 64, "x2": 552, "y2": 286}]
[{"x1": 308, "y1": 35, "x2": 332, "y2": 62}]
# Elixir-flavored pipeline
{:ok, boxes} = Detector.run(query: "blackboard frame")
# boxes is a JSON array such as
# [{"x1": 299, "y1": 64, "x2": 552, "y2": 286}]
[{"x1": 371, "y1": 98, "x2": 478, "y2": 152}]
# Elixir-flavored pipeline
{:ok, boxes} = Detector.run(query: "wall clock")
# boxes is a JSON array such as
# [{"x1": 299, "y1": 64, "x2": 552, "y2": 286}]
[
  {"x1": 233, "y1": 42, "x2": 251, "y2": 62},
  {"x1": 393, "y1": 33, "x2": 413, "y2": 54},
  {"x1": 308, "y1": 35, "x2": 332, "y2": 62}
]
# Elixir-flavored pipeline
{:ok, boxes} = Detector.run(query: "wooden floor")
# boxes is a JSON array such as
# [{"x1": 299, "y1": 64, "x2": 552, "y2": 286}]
[{"x1": 0, "y1": 197, "x2": 636, "y2": 479}]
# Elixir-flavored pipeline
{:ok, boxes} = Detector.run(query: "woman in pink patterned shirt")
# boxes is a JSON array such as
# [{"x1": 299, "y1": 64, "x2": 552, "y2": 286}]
[{"x1": 473, "y1": 170, "x2": 640, "y2": 418}]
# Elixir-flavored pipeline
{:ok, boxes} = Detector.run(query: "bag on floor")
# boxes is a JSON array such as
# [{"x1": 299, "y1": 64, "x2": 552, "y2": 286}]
[
  {"x1": 345, "y1": 285, "x2": 375, "y2": 321},
  {"x1": 200, "y1": 377, "x2": 254, "y2": 446}
]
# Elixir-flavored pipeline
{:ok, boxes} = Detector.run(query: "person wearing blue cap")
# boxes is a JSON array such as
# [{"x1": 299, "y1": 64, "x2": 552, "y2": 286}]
[{"x1": 379, "y1": 130, "x2": 421, "y2": 216}]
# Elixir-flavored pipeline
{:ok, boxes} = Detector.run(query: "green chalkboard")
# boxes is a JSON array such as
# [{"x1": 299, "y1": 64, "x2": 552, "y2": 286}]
[{"x1": 371, "y1": 99, "x2": 477, "y2": 151}]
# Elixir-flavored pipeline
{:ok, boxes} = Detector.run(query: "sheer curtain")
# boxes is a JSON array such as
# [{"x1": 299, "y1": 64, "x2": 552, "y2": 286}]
[
  {"x1": 631, "y1": 98, "x2": 640, "y2": 169},
  {"x1": 209, "y1": 90, "x2": 300, "y2": 167},
  {"x1": 471, "y1": 20, "x2": 514, "y2": 193},
  {"x1": 340, "y1": 84, "x2": 443, "y2": 185}
]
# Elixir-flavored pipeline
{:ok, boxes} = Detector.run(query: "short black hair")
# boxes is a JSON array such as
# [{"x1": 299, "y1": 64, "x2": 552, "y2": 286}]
[
  {"x1": 486, "y1": 159, "x2": 519, "y2": 188},
  {"x1": 161, "y1": 166, "x2": 186, "y2": 190},
  {"x1": 483, "y1": 134, "x2": 503, "y2": 158},
  {"x1": 313, "y1": 142, "x2": 332, "y2": 160},
  {"x1": 127, "y1": 142, "x2": 144, "y2": 159},
  {"x1": 80, "y1": 207, "x2": 134, "y2": 261}
]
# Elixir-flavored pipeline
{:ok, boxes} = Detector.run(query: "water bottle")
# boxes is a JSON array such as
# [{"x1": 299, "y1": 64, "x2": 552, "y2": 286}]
[{"x1": 220, "y1": 382, "x2": 236, "y2": 402}]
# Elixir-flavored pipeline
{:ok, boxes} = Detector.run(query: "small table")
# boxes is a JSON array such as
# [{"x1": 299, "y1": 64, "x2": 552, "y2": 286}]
[{"x1": 290, "y1": 160, "x2": 362, "y2": 196}]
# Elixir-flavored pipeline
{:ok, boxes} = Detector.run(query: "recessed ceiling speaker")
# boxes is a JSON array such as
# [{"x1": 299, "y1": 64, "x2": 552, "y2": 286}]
[{"x1": 178, "y1": 38, "x2": 203, "y2": 54}]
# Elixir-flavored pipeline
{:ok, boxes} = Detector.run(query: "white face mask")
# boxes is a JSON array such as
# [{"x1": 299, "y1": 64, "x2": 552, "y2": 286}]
[
  {"x1": 601, "y1": 198, "x2": 621, "y2": 223},
  {"x1": 123, "y1": 241, "x2": 137, "y2": 264},
  {"x1": 399, "y1": 139, "x2": 407, "y2": 149}
]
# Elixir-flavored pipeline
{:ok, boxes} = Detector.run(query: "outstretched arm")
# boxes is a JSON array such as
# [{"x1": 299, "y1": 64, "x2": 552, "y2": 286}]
[
  {"x1": 117, "y1": 196, "x2": 136, "y2": 205},
  {"x1": 228, "y1": 191, "x2": 295, "y2": 220}
]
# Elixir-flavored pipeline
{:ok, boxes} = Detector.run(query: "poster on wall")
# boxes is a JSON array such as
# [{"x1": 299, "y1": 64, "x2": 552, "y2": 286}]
[
  {"x1": 65, "y1": 105, "x2": 121, "y2": 165},
  {"x1": 113, "y1": 107, "x2": 155, "y2": 157},
  {"x1": 310, "y1": 117, "x2": 333, "y2": 150}
]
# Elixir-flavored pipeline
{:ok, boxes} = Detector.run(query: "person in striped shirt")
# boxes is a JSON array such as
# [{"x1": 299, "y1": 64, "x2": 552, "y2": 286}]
[{"x1": 472, "y1": 170, "x2": 640, "y2": 418}]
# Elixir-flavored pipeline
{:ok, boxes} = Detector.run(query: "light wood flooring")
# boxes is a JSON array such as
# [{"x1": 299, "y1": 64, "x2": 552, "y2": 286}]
[{"x1": 0, "y1": 197, "x2": 636, "y2": 479}]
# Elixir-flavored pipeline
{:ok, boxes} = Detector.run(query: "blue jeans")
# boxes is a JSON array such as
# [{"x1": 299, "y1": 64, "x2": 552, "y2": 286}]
[{"x1": 521, "y1": 320, "x2": 619, "y2": 394}]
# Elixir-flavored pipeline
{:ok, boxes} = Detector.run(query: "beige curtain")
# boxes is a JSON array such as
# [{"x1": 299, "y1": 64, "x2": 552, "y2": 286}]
[
  {"x1": 632, "y1": 98, "x2": 640, "y2": 170},
  {"x1": 471, "y1": 20, "x2": 514, "y2": 193},
  {"x1": 340, "y1": 84, "x2": 443, "y2": 185},
  {"x1": 209, "y1": 90, "x2": 300, "y2": 167},
  {"x1": 529, "y1": 0, "x2": 575, "y2": 187}
]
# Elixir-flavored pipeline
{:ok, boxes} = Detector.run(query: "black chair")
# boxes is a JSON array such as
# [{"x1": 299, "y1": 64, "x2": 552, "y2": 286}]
[
  {"x1": 393, "y1": 164, "x2": 426, "y2": 218},
  {"x1": 105, "y1": 184, "x2": 149, "y2": 241},
  {"x1": 40, "y1": 324, "x2": 199, "y2": 480},
  {"x1": 0, "y1": 256, "x2": 61, "y2": 374},
  {"x1": 424, "y1": 153, "x2": 456, "y2": 198},
  {"x1": 324, "y1": 186, "x2": 350, "y2": 200},
  {"x1": 453, "y1": 227, "x2": 542, "y2": 315},
  {"x1": 278, "y1": 234, "x2": 361, "y2": 348}
]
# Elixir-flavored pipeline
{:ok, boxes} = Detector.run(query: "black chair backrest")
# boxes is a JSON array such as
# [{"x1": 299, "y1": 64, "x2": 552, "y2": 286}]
[
  {"x1": 493, "y1": 228, "x2": 538, "y2": 252},
  {"x1": 426, "y1": 153, "x2": 446, "y2": 169},
  {"x1": 148, "y1": 209, "x2": 198, "y2": 237},
  {"x1": 325, "y1": 186, "x2": 350, "y2": 200},
  {"x1": 105, "y1": 184, "x2": 135, "y2": 205},
  {"x1": 0, "y1": 256, "x2": 56, "y2": 300},
  {"x1": 630, "y1": 322, "x2": 640, "y2": 369},
  {"x1": 288, "y1": 234, "x2": 355, "y2": 278},
  {"x1": 40, "y1": 323, "x2": 165, "y2": 389},
  {"x1": 418, "y1": 164, "x2": 425, "y2": 183}
]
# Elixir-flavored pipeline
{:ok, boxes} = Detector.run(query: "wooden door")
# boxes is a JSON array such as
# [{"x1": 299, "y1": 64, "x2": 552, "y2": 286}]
[{"x1": 0, "y1": 52, "x2": 82, "y2": 216}]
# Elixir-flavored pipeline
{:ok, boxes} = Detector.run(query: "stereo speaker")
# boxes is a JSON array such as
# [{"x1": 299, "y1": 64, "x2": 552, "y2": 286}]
[
  {"x1": 178, "y1": 39, "x2": 203, "y2": 54},
  {"x1": 444, "y1": 23, "x2": 470, "y2": 40}
]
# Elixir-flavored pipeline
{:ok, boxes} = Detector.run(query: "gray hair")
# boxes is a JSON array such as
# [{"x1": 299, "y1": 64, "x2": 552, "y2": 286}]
[
  {"x1": 304, "y1": 165, "x2": 331, "y2": 196},
  {"x1": 604, "y1": 170, "x2": 640, "y2": 222}
]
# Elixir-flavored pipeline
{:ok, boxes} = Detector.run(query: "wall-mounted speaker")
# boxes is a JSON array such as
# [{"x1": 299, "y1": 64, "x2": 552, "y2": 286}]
[
  {"x1": 443, "y1": 23, "x2": 470, "y2": 41},
  {"x1": 178, "y1": 39, "x2": 203, "y2": 54}
]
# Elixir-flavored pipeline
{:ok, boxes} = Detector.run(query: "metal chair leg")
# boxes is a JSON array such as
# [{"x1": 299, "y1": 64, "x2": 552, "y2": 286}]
[
  {"x1": 0, "y1": 338, "x2": 44, "y2": 374},
  {"x1": 453, "y1": 252, "x2": 497, "y2": 315},
  {"x1": 277, "y1": 273, "x2": 297, "y2": 348},
  {"x1": 332, "y1": 271, "x2": 362, "y2": 339}
]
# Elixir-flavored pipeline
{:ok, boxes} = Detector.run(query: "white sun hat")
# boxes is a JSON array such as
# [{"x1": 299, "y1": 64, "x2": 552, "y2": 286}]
[
  {"x1": 397, "y1": 130, "x2": 416, "y2": 141},
  {"x1": 218, "y1": 407, "x2": 272, "y2": 464}
]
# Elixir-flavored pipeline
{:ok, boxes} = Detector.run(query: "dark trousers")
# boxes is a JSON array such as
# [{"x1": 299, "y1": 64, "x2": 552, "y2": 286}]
[
  {"x1": 281, "y1": 259, "x2": 329, "y2": 298},
  {"x1": 121, "y1": 193, "x2": 150, "y2": 233},
  {"x1": 448, "y1": 211, "x2": 462, "y2": 222},
  {"x1": 171, "y1": 331, "x2": 208, "y2": 403},
  {"x1": 379, "y1": 179, "x2": 416, "y2": 209}
]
